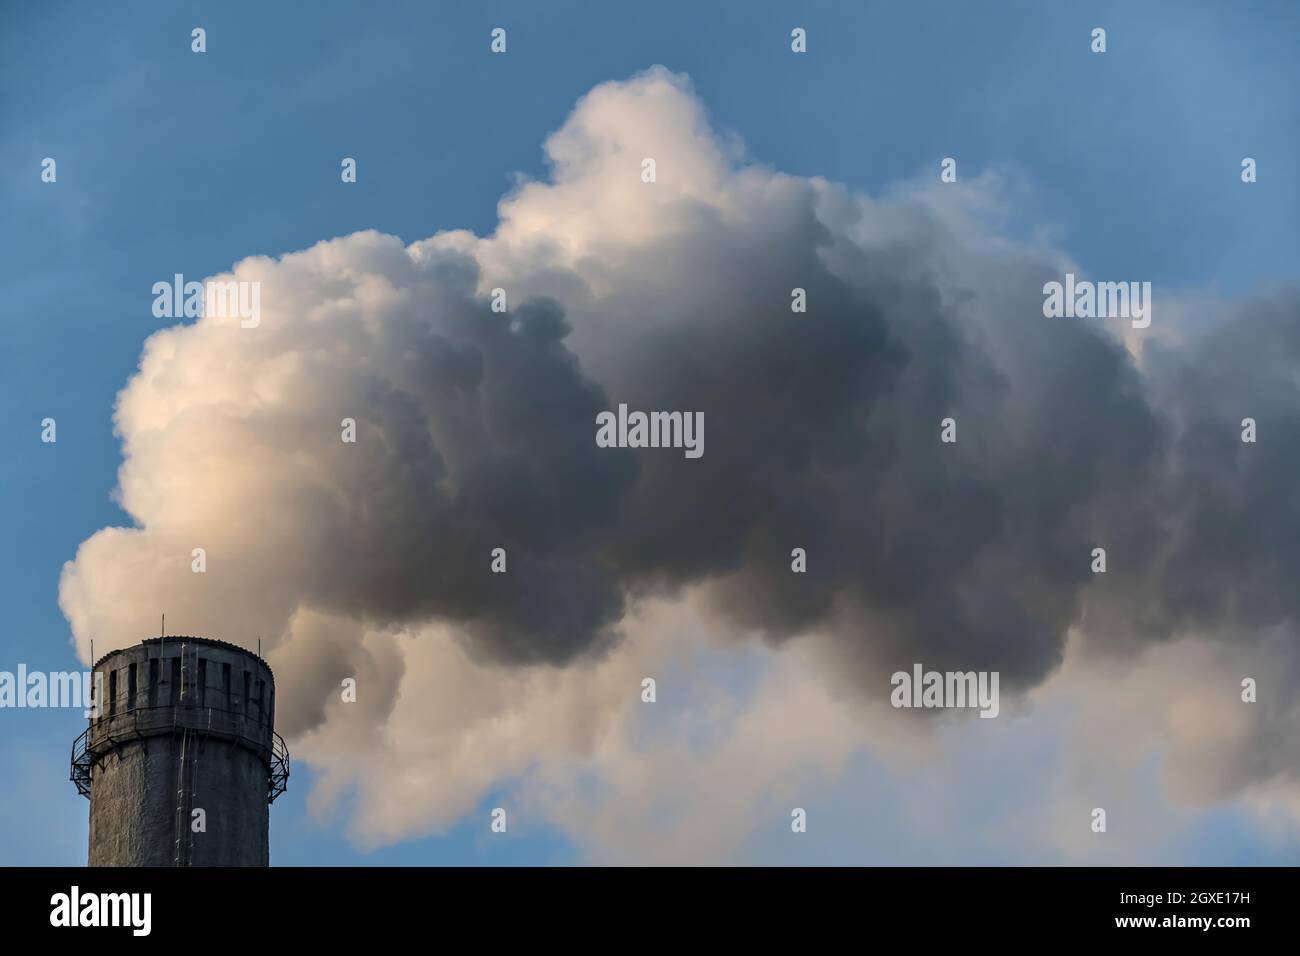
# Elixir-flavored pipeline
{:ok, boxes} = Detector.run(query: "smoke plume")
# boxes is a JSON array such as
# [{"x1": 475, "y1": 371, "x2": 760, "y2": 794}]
[{"x1": 59, "y1": 68, "x2": 1300, "y2": 850}]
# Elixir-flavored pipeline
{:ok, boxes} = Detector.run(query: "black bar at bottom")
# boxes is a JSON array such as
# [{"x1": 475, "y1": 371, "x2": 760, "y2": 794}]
[{"x1": 3, "y1": 866, "x2": 1284, "y2": 942}]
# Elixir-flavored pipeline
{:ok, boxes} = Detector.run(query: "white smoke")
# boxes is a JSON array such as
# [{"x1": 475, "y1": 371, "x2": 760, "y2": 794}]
[{"x1": 59, "y1": 68, "x2": 1300, "y2": 860}]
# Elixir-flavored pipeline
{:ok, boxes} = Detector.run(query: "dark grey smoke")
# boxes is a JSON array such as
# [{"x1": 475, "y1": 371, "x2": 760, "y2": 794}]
[{"x1": 287, "y1": 193, "x2": 1296, "y2": 706}]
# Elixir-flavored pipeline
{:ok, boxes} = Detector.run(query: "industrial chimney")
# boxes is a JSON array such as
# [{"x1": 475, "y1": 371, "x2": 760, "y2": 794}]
[{"x1": 71, "y1": 637, "x2": 289, "y2": 866}]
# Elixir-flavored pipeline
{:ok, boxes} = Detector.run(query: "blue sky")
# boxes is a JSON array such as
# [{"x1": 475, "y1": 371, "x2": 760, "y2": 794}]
[{"x1": 2, "y1": 0, "x2": 1297, "y2": 865}]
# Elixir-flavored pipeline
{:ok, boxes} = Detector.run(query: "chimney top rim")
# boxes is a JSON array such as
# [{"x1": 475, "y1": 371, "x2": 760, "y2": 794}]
[{"x1": 92, "y1": 636, "x2": 274, "y2": 678}]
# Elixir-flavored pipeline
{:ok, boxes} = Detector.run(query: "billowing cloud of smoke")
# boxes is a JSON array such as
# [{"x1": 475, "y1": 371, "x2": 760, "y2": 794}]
[{"x1": 59, "y1": 68, "x2": 1299, "y2": 849}]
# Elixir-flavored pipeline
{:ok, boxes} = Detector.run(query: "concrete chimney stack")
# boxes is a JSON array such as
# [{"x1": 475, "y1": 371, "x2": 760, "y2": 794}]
[{"x1": 71, "y1": 637, "x2": 289, "y2": 866}]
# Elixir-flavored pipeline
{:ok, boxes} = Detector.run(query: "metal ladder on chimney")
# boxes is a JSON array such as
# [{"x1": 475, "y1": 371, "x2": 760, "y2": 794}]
[{"x1": 172, "y1": 643, "x2": 200, "y2": 866}]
